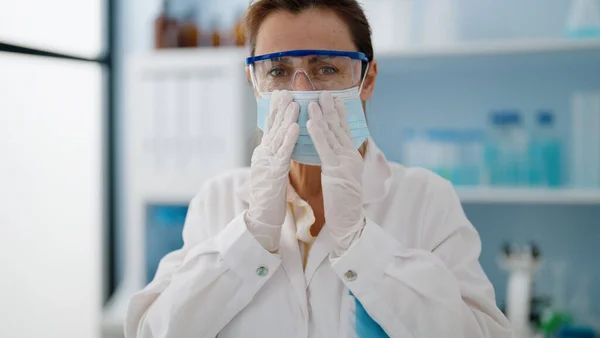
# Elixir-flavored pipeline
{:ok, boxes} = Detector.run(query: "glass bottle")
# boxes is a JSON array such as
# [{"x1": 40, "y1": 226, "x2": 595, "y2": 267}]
[
  {"x1": 234, "y1": 9, "x2": 246, "y2": 47},
  {"x1": 177, "y1": 8, "x2": 199, "y2": 48},
  {"x1": 154, "y1": 0, "x2": 179, "y2": 49},
  {"x1": 211, "y1": 19, "x2": 222, "y2": 47}
]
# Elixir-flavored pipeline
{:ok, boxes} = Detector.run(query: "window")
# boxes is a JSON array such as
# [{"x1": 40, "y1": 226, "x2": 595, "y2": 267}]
[
  {"x1": 0, "y1": 0, "x2": 104, "y2": 58},
  {"x1": 0, "y1": 1, "x2": 115, "y2": 336}
]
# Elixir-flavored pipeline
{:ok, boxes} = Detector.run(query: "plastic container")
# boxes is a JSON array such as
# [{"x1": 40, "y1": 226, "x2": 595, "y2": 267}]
[
  {"x1": 402, "y1": 128, "x2": 441, "y2": 171},
  {"x1": 529, "y1": 111, "x2": 562, "y2": 187},
  {"x1": 566, "y1": 0, "x2": 600, "y2": 38},
  {"x1": 455, "y1": 130, "x2": 485, "y2": 186},
  {"x1": 425, "y1": 129, "x2": 459, "y2": 181},
  {"x1": 402, "y1": 128, "x2": 484, "y2": 185},
  {"x1": 485, "y1": 111, "x2": 529, "y2": 187}
]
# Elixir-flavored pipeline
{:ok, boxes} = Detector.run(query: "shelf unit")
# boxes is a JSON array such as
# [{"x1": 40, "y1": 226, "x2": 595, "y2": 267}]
[
  {"x1": 456, "y1": 187, "x2": 600, "y2": 205},
  {"x1": 376, "y1": 38, "x2": 600, "y2": 58},
  {"x1": 370, "y1": 38, "x2": 600, "y2": 206},
  {"x1": 375, "y1": 38, "x2": 600, "y2": 74}
]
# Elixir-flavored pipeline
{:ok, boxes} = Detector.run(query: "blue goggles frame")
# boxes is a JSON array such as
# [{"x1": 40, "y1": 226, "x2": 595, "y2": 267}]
[{"x1": 245, "y1": 49, "x2": 369, "y2": 65}]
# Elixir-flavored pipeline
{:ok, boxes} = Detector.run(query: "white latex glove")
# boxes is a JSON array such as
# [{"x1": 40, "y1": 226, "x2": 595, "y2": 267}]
[
  {"x1": 246, "y1": 90, "x2": 300, "y2": 253},
  {"x1": 306, "y1": 92, "x2": 366, "y2": 258}
]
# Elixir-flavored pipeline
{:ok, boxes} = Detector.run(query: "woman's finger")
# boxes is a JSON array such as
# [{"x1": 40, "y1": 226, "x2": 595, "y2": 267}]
[
  {"x1": 272, "y1": 102, "x2": 299, "y2": 150},
  {"x1": 319, "y1": 92, "x2": 340, "y2": 129},
  {"x1": 334, "y1": 97, "x2": 351, "y2": 134},
  {"x1": 278, "y1": 123, "x2": 300, "y2": 161},
  {"x1": 308, "y1": 101, "x2": 324, "y2": 121},
  {"x1": 281, "y1": 102, "x2": 299, "y2": 129},
  {"x1": 269, "y1": 91, "x2": 293, "y2": 138},
  {"x1": 266, "y1": 90, "x2": 281, "y2": 133},
  {"x1": 307, "y1": 119, "x2": 338, "y2": 167},
  {"x1": 330, "y1": 100, "x2": 354, "y2": 149}
]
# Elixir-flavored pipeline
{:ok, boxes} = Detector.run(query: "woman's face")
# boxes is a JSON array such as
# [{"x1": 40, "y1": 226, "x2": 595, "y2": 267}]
[{"x1": 253, "y1": 8, "x2": 377, "y2": 101}]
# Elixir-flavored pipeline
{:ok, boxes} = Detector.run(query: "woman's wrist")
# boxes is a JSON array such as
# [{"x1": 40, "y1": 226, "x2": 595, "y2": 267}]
[{"x1": 244, "y1": 212, "x2": 282, "y2": 253}]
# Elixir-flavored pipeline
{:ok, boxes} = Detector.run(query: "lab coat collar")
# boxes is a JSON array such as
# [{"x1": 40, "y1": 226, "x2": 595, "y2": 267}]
[{"x1": 236, "y1": 137, "x2": 393, "y2": 205}]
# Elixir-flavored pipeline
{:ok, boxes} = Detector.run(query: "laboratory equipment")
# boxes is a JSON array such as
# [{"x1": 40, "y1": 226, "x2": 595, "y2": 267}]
[
  {"x1": 401, "y1": 128, "x2": 484, "y2": 186},
  {"x1": 145, "y1": 204, "x2": 188, "y2": 283},
  {"x1": 567, "y1": 274, "x2": 600, "y2": 333},
  {"x1": 556, "y1": 326, "x2": 598, "y2": 338},
  {"x1": 401, "y1": 128, "x2": 423, "y2": 166},
  {"x1": 402, "y1": 129, "x2": 447, "y2": 179},
  {"x1": 485, "y1": 110, "x2": 529, "y2": 187},
  {"x1": 454, "y1": 129, "x2": 485, "y2": 186},
  {"x1": 529, "y1": 110, "x2": 562, "y2": 188},
  {"x1": 499, "y1": 242, "x2": 543, "y2": 338},
  {"x1": 177, "y1": 9, "x2": 200, "y2": 48},
  {"x1": 423, "y1": 129, "x2": 458, "y2": 181},
  {"x1": 210, "y1": 19, "x2": 222, "y2": 47},
  {"x1": 154, "y1": 0, "x2": 178, "y2": 49},
  {"x1": 571, "y1": 92, "x2": 600, "y2": 188},
  {"x1": 102, "y1": 48, "x2": 256, "y2": 336},
  {"x1": 233, "y1": 9, "x2": 246, "y2": 47},
  {"x1": 539, "y1": 261, "x2": 574, "y2": 336},
  {"x1": 566, "y1": 0, "x2": 600, "y2": 38}
]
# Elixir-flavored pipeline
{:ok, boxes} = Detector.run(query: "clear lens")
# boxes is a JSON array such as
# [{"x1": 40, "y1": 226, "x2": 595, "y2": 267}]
[{"x1": 251, "y1": 55, "x2": 364, "y2": 92}]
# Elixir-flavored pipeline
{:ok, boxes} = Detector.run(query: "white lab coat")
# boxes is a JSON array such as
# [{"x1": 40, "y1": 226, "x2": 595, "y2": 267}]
[{"x1": 125, "y1": 139, "x2": 512, "y2": 338}]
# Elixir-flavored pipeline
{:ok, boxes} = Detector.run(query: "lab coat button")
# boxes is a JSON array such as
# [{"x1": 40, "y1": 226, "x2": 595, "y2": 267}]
[
  {"x1": 256, "y1": 265, "x2": 269, "y2": 277},
  {"x1": 344, "y1": 270, "x2": 357, "y2": 281}
]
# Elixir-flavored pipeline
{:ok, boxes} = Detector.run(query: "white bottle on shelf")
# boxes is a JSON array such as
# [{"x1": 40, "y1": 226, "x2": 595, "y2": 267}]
[
  {"x1": 571, "y1": 91, "x2": 600, "y2": 188},
  {"x1": 566, "y1": 0, "x2": 600, "y2": 38}
]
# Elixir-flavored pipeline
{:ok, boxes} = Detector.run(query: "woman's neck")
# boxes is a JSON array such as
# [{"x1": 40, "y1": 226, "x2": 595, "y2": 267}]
[
  {"x1": 287, "y1": 141, "x2": 368, "y2": 237},
  {"x1": 289, "y1": 161, "x2": 326, "y2": 237},
  {"x1": 289, "y1": 162, "x2": 322, "y2": 200}
]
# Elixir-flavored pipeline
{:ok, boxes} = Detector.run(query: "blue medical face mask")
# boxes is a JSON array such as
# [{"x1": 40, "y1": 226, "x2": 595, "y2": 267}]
[{"x1": 256, "y1": 86, "x2": 370, "y2": 166}]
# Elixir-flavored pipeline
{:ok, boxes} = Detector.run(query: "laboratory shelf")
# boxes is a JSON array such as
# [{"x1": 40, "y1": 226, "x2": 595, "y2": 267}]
[
  {"x1": 377, "y1": 38, "x2": 600, "y2": 58},
  {"x1": 376, "y1": 38, "x2": 600, "y2": 74},
  {"x1": 456, "y1": 187, "x2": 600, "y2": 205}
]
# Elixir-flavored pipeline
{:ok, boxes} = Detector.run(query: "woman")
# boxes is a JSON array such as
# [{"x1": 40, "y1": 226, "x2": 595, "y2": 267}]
[{"x1": 125, "y1": 1, "x2": 512, "y2": 337}]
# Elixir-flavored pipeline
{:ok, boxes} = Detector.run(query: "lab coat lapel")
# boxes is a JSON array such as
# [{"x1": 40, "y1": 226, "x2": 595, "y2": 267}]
[
  {"x1": 304, "y1": 138, "x2": 392, "y2": 287},
  {"x1": 279, "y1": 205, "x2": 308, "y2": 320},
  {"x1": 304, "y1": 226, "x2": 334, "y2": 288}
]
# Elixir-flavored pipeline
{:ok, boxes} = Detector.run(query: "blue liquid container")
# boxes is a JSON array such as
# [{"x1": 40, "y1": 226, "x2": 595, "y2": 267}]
[{"x1": 529, "y1": 111, "x2": 562, "y2": 187}]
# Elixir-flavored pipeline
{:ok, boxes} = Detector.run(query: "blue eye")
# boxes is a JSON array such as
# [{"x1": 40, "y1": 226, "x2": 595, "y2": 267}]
[
  {"x1": 319, "y1": 66, "x2": 337, "y2": 75},
  {"x1": 269, "y1": 68, "x2": 289, "y2": 77}
]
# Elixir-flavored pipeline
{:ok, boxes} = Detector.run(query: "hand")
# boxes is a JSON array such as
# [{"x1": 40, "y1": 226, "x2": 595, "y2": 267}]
[
  {"x1": 246, "y1": 90, "x2": 300, "y2": 252},
  {"x1": 306, "y1": 92, "x2": 366, "y2": 257}
]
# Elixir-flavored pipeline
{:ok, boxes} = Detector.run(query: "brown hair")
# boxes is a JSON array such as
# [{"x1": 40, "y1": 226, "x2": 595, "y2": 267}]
[{"x1": 245, "y1": 0, "x2": 374, "y2": 62}]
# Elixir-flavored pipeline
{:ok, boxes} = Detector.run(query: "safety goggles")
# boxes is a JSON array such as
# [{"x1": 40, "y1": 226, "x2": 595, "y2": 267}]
[{"x1": 246, "y1": 50, "x2": 369, "y2": 92}]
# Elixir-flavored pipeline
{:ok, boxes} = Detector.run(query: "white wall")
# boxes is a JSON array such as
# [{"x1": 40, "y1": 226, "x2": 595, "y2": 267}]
[{"x1": 0, "y1": 53, "x2": 103, "y2": 338}]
